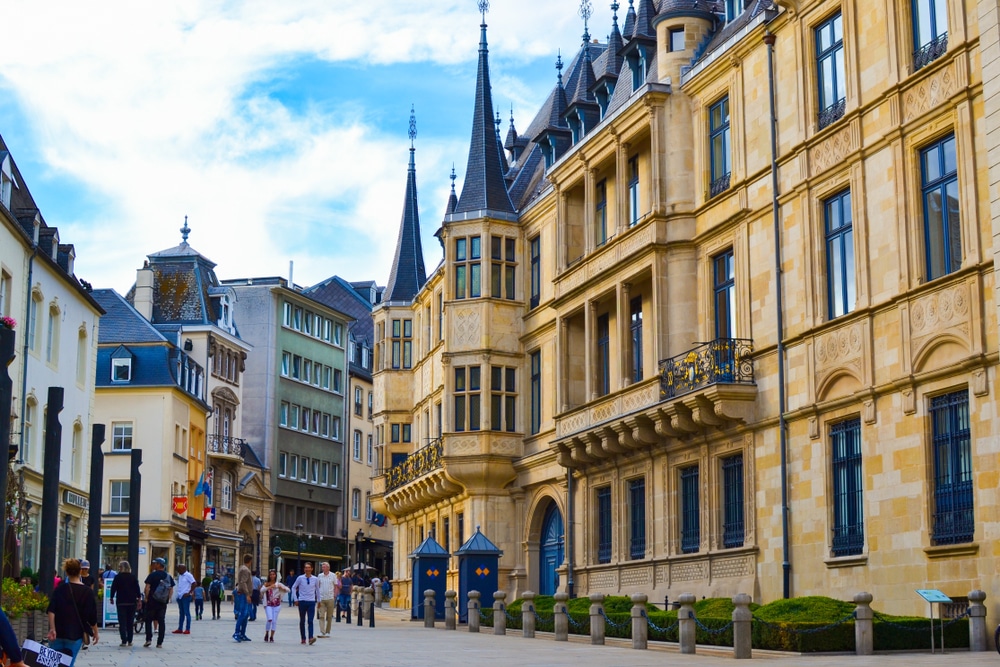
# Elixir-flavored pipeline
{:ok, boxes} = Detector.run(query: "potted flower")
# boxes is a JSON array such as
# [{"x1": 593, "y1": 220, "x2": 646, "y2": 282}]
[{"x1": 0, "y1": 316, "x2": 15, "y2": 330}]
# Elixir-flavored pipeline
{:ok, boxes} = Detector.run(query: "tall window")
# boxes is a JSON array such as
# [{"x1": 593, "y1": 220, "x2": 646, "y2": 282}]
[
  {"x1": 110, "y1": 481, "x2": 130, "y2": 514},
  {"x1": 490, "y1": 236, "x2": 516, "y2": 300},
  {"x1": 27, "y1": 294, "x2": 40, "y2": 352},
  {"x1": 454, "y1": 236, "x2": 482, "y2": 299},
  {"x1": 221, "y1": 472, "x2": 233, "y2": 510},
  {"x1": 913, "y1": 0, "x2": 948, "y2": 70},
  {"x1": 722, "y1": 454, "x2": 745, "y2": 548},
  {"x1": 724, "y1": 0, "x2": 739, "y2": 22},
  {"x1": 680, "y1": 466, "x2": 700, "y2": 553},
  {"x1": 354, "y1": 386, "x2": 363, "y2": 416},
  {"x1": 931, "y1": 390, "x2": 973, "y2": 545},
  {"x1": 490, "y1": 366, "x2": 516, "y2": 432},
  {"x1": 352, "y1": 489, "x2": 361, "y2": 520},
  {"x1": 529, "y1": 237, "x2": 541, "y2": 309},
  {"x1": 402, "y1": 320, "x2": 413, "y2": 368},
  {"x1": 921, "y1": 134, "x2": 961, "y2": 280},
  {"x1": 628, "y1": 156, "x2": 640, "y2": 226},
  {"x1": 831, "y1": 418, "x2": 863, "y2": 556},
  {"x1": 595, "y1": 179, "x2": 608, "y2": 245},
  {"x1": 454, "y1": 366, "x2": 481, "y2": 432},
  {"x1": 22, "y1": 400, "x2": 34, "y2": 464},
  {"x1": 709, "y1": 96, "x2": 731, "y2": 197},
  {"x1": 628, "y1": 478, "x2": 646, "y2": 560},
  {"x1": 630, "y1": 297, "x2": 643, "y2": 383},
  {"x1": 111, "y1": 422, "x2": 133, "y2": 451},
  {"x1": 713, "y1": 249, "x2": 736, "y2": 339},
  {"x1": 597, "y1": 314, "x2": 610, "y2": 397},
  {"x1": 596, "y1": 486, "x2": 611, "y2": 564},
  {"x1": 45, "y1": 305, "x2": 59, "y2": 365},
  {"x1": 825, "y1": 190, "x2": 855, "y2": 319},
  {"x1": 353, "y1": 430, "x2": 362, "y2": 460},
  {"x1": 816, "y1": 12, "x2": 846, "y2": 129},
  {"x1": 530, "y1": 351, "x2": 542, "y2": 435}
]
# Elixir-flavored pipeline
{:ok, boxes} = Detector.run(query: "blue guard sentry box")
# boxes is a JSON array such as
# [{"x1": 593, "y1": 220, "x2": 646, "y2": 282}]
[
  {"x1": 409, "y1": 534, "x2": 449, "y2": 620},
  {"x1": 455, "y1": 526, "x2": 503, "y2": 623}
]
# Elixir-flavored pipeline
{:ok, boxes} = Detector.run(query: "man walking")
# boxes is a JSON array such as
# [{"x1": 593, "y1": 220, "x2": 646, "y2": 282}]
[
  {"x1": 172, "y1": 564, "x2": 196, "y2": 635},
  {"x1": 284, "y1": 569, "x2": 296, "y2": 607},
  {"x1": 291, "y1": 562, "x2": 318, "y2": 645},
  {"x1": 232, "y1": 555, "x2": 253, "y2": 642},
  {"x1": 143, "y1": 558, "x2": 172, "y2": 648},
  {"x1": 315, "y1": 562, "x2": 337, "y2": 637},
  {"x1": 208, "y1": 575, "x2": 223, "y2": 620}
]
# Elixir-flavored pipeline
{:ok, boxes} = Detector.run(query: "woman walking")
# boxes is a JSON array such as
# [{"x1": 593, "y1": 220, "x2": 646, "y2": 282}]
[
  {"x1": 47, "y1": 558, "x2": 99, "y2": 667},
  {"x1": 262, "y1": 570, "x2": 289, "y2": 642},
  {"x1": 108, "y1": 560, "x2": 141, "y2": 646}
]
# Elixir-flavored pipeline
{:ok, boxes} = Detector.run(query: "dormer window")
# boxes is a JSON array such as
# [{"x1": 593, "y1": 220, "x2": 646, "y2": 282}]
[
  {"x1": 112, "y1": 358, "x2": 132, "y2": 382},
  {"x1": 626, "y1": 45, "x2": 649, "y2": 91},
  {"x1": 725, "y1": 0, "x2": 740, "y2": 23},
  {"x1": 0, "y1": 154, "x2": 14, "y2": 209}
]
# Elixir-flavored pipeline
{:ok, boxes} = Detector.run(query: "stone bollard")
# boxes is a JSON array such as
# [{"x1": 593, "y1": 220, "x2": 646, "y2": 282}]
[
  {"x1": 732, "y1": 593, "x2": 752, "y2": 659},
  {"x1": 522, "y1": 591, "x2": 536, "y2": 638},
  {"x1": 493, "y1": 591, "x2": 507, "y2": 636},
  {"x1": 424, "y1": 590, "x2": 436, "y2": 629},
  {"x1": 853, "y1": 592, "x2": 873, "y2": 656},
  {"x1": 631, "y1": 593, "x2": 649, "y2": 650},
  {"x1": 678, "y1": 593, "x2": 697, "y2": 654},
  {"x1": 445, "y1": 590, "x2": 458, "y2": 630},
  {"x1": 468, "y1": 591, "x2": 481, "y2": 633},
  {"x1": 968, "y1": 590, "x2": 987, "y2": 651},
  {"x1": 589, "y1": 593, "x2": 606, "y2": 645},
  {"x1": 553, "y1": 592, "x2": 569, "y2": 641},
  {"x1": 375, "y1": 584, "x2": 383, "y2": 608}
]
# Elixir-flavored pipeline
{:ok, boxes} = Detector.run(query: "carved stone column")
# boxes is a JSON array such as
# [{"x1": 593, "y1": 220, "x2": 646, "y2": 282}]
[{"x1": 618, "y1": 282, "x2": 631, "y2": 390}]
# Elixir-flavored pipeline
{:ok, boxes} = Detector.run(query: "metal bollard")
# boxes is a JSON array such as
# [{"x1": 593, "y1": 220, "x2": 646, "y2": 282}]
[
  {"x1": 445, "y1": 590, "x2": 457, "y2": 630},
  {"x1": 589, "y1": 593, "x2": 605, "y2": 645},
  {"x1": 678, "y1": 593, "x2": 696, "y2": 654},
  {"x1": 732, "y1": 593, "x2": 752, "y2": 659},
  {"x1": 553, "y1": 592, "x2": 569, "y2": 641},
  {"x1": 468, "y1": 591, "x2": 481, "y2": 633},
  {"x1": 853, "y1": 592, "x2": 873, "y2": 656},
  {"x1": 522, "y1": 591, "x2": 536, "y2": 638},
  {"x1": 424, "y1": 590, "x2": 436, "y2": 629},
  {"x1": 357, "y1": 593, "x2": 364, "y2": 626},
  {"x1": 969, "y1": 590, "x2": 987, "y2": 651},
  {"x1": 493, "y1": 591, "x2": 507, "y2": 636},
  {"x1": 631, "y1": 593, "x2": 648, "y2": 650},
  {"x1": 367, "y1": 588, "x2": 375, "y2": 628}
]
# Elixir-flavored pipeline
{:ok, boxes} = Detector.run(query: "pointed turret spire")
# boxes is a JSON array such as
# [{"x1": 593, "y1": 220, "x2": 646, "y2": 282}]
[
  {"x1": 446, "y1": 164, "x2": 459, "y2": 216},
  {"x1": 495, "y1": 108, "x2": 509, "y2": 172},
  {"x1": 385, "y1": 106, "x2": 427, "y2": 303},
  {"x1": 604, "y1": 2, "x2": 625, "y2": 75},
  {"x1": 632, "y1": 0, "x2": 656, "y2": 39},
  {"x1": 569, "y1": 1, "x2": 597, "y2": 105},
  {"x1": 453, "y1": 1, "x2": 516, "y2": 216},
  {"x1": 622, "y1": 0, "x2": 636, "y2": 39}
]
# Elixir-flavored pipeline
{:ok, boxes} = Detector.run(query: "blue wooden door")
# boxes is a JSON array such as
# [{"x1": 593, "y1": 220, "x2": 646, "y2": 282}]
[{"x1": 539, "y1": 504, "x2": 564, "y2": 596}]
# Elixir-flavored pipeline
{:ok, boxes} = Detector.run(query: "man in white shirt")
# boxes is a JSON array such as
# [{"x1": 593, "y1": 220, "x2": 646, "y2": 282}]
[
  {"x1": 315, "y1": 562, "x2": 338, "y2": 637},
  {"x1": 172, "y1": 564, "x2": 197, "y2": 635},
  {"x1": 291, "y1": 562, "x2": 319, "y2": 645}
]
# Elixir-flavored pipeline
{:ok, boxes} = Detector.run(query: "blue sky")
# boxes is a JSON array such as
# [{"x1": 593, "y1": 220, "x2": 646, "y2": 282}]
[{"x1": 0, "y1": 1, "x2": 616, "y2": 294}]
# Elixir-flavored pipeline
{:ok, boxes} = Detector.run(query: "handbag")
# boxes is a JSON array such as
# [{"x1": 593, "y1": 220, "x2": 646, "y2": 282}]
[{"x1": 67, "y1": 583, "x2": 92, "y2": 646}]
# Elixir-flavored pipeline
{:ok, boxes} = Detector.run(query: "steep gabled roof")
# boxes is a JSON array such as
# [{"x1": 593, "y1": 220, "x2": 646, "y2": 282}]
[
  {"x1": 384, "y1": 110, "x2": 427, "y2": 304},
  {"x1": 92, "y1": 288, "x2": 168, "y2": 345}
]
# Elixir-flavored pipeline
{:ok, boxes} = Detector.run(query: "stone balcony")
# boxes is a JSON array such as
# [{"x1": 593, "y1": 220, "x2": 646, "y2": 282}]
[
  {"x1": 552, "y1": 338, "x2": 757, "y2": 467},
  {"x1": 207, "y1": 434, "x2": 245, "y2": 461}
]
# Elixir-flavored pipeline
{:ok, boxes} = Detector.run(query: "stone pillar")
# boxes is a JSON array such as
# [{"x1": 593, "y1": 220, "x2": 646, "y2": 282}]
[
  {"x1": 522, "y1": 591, "x2": 536, "y2": 638},
  {"x1": 589, "y1": 593, "x2": 606, "y2": 645},
  {"x1": 617, "y1": 282, "x2": 631, "y2": 390},
  {"x1": 631, "y1": 593, "x2": 648, "y2": 650},
  {"x1": 732, "y1": 593, "x2": 752, "y2": 659},
  {"x1": 445, "y1": 590, "x2": 457, "y2": 630},
  {"x1": 468, "y1": 591, "x2": 481, "y2": 633},
  {"x1": 424, "y1": 590, "x2": 436, "y2": 629},
  {"x1": 678, "y1": 593, "x2": 697, "y2": 654},
  {"x1": 968, "y1": 590, "x2": 987, "y2": 652},
  {"x1": 853, "y1": 592, "x2": 873, "y2": 656},
  {"x1": 584, "y1": 300, "x2": 595, "y2": 401},
  {"x1": 553, "y1": 592, "x2": 569, "y2": 641},
  {"x1": 583, "y1": 165, "x2": 595, "y2": 255},
  {"x1": 493, "y1": 591, "x2": 507, "y2": 636},
  {"x1": 375, "y1": 583, "x2": 383, "y2": 607}
]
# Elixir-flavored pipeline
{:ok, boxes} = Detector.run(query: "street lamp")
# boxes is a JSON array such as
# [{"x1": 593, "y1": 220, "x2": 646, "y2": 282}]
[
  {"x1": 355, "y1": 529, "x2": 363, "y2": 571},
  {"x1": 295, "y1": 523, "x2": 304, "y2": 572},
  {"x1": 254, "y1": 515, "x2": 263, "y2": 571}
]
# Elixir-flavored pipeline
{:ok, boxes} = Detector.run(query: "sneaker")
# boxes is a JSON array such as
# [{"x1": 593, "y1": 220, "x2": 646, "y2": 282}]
[
  {"x1": 120, "y1": 642, "x2": 127, "y2": 647},
  {"x1": 183, "y1": 630, "x2": 190, "y2": 635},
  {"x1": 233, "y1": 634, "x2": 241, "y2": 642},
  {"x1": 240, "y1": 636, "x2": 251, "y2": 642},
  {"x1": 143, "y1": 642, "x2": 151, "y2": 648},
  {"x1": 308, "y1": 637, "x2": 316, "y2": 645},
  {"x1": 127, "y1": 642, "x2": 133, "y2": 647},
  {"x1": 172, "y1": 629, "x2": 184, "y2": 634},
  {"x1": 156, "y1": 644, "x2": 163, "y2": 649},
  {"x1": 301, "y1": 640, "x2": 306, "y2": 644}
]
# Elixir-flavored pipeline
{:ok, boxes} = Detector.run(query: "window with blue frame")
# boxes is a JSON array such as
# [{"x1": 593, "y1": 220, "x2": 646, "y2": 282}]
[
  {"x1": 831, "y1": 417, "x2": 863, "y2": 557},
  {"x1": 680, "y1": 466, "x2": 700, "y2": 553},
  {"x1": 724, "y1": 0, "x2": 740, "y2": 22},
  {"x1": 628, "y1": 478, "x2": 646, "y2": 560},
  {"x1": 816, "y1": 12, "x2": 846, "y2": 129},
  {"x1": 709, "y1": 96, "x2": 731, "y2": 197},
  {"x1": 931, "y1": 390, "x2": 973, "y2": 545},
  {"x1": 597, "y1": 313, "x2": 610, "y2": 396},
  {"x1": 630, "y1": 297, "x2": 643, "y2": 383},
  {"x1": 596, "y1": 486, "x2": 611, "y2": 564},
  {"x1": 912, "y1": 0, "x2": 948, "y2": 70},
  {"x1": 825, "y1": 190, "x2": 855, "y2": 319},
  {"x1": 596, "y1": 179, "x2": 608, "y2": 246},
  {"x1": 722, "y1": 454, "x2": 744, "y2": 549},
  {"x1": 713, "y1": 249, "x2": 736, "y2": 340},
  {"x1": 628, "y1": 156, "x2": 640, "y2": 226},
  {"x1": 529, "y1": 236, "x2": 541, "y2": 309},
  {"x1": 530, "y1": 350, "x2": 541, "y2": 435},
  {"x1": 921, "y1": 134, "x2": 961, "y2": 281}
]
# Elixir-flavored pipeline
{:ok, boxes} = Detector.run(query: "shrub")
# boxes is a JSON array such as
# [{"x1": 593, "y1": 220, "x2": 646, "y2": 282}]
[{"x1": 1, "y1": 578, "x2": 49, "y2": 619}]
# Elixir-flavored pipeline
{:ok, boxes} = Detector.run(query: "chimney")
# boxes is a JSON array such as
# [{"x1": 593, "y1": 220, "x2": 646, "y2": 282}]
[{"x1": 134, "y1": 261, "x2": 154, "y2": 321}]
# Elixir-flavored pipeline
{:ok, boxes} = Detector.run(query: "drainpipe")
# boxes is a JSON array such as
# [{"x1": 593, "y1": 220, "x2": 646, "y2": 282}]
[
  {"x1": 764, "y1": 29, "x2": 790, "y2": 599},
  {"x1": 565, "y1": 468, "x2": 574, "y2": 597}
]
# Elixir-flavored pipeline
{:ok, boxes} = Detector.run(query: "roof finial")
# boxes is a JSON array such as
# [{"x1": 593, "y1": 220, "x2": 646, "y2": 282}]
[
  {"x1": 180, "y1": 215, "x2": 190, "y2": 243},
  {"x1": 611, "y1": 0, "x2": 619, "y2": 21},
  {"x1": 478, "y1": 0, "x2": 489, "y2": 21},
  {"x1": 556, "y1": 50, "x2": 564, "y2": 87},
  {"x1": 580, "y1": 0, "x2": 593, "y2": 43},
  {"x1": 409, "y1": 104, "x2": 417, "y2": 148},
  {"x1": 450, "y1": 164, "x2": 457, "y2": 193}
]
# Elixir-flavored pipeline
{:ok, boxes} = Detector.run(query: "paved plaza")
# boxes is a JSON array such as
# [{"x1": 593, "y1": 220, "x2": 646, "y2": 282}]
[{"x1": 75, "y1": 603, "x2": 999, "y2": 667}]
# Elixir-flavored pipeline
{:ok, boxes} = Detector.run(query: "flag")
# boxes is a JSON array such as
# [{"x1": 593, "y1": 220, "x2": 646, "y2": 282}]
[
  {"x1": 193, "y1": 470, "x2": 206, "y2": 497},
  {"x1": 203, "y1": 507, "x2": 216, "y2": 521},
  {"x1": 203, "y1": 467, "x2": 214, "y2": 505},
  {"x1": 372, "y1": 513, "x2": 387, "y2": 527}
]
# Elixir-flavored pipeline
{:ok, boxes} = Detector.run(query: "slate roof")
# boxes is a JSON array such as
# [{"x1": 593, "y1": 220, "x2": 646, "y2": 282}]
[
  {"x1": 92, "y1": 289, "x2": 168, "y2": 345},
  {"x1": 690, "y1": 0, "x2": 772, "y2": 67},
  {"x1": 455, "y1": 526, "x2": 503, "y2": 556},
  {"x1": 383, "y1": 140, "x2": 427, "y2": 304},
  {"x1": 409, "y1": 535, "x2": 449, "y2": 558},
  {"x1": 654, "y1": 0, "x2": 717, "y2": 21},
  {"x1": 127, "y1": 238, "x2": 225, "y2": 325},
  {"x1": 304, "y1": 275, "x2": 375, "y2": 378}
]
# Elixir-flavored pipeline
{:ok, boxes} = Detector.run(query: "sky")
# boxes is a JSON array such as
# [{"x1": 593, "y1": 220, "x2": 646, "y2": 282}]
[{"x1": 0, "y1": 0, "x2": 617, "y2": 295}]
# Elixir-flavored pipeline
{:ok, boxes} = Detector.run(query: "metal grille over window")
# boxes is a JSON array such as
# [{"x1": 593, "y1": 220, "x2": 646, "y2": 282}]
[
  {"x1": 628, "y1": 478, "x2": 646, "y2": 560},
  {"x1": 930, "y1": 391, "x2": 973, "y2": 545},
  {"x1": 680, "y1": 466, "x2": 700, "y2": 554},
  {"x1": 722, "y1": 454, "x2": 744, "y2": 549},
  {"x1": 597, "y1": 486, "x2": 611, "y2": 564},
  {"x1": 830, "y1": 418, "x2": 863, "y2": 557}
]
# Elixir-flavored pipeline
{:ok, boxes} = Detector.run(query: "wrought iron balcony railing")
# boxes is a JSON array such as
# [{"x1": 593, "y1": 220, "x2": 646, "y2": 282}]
[
  {"x1": 913, "y1": 32, "x2": 948, "y2": 71},
  {"x1": 207, "y1": 434, "x2": 245, "y2": 458},
  {"x1": 709, "y1": 172, "x2": 731, "y2": 198},
  {"x1": 658, "y1": 338, "x2": 754, "y2": 400},
  {"x1": 384, "y1": 439, "x2": 443, "y2": 492},
  {"x1": 818, "y1": 97, "x2": 846, "y2": 130}
]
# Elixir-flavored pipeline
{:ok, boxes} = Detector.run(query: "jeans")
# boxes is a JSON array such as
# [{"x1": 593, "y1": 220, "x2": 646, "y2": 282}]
[
  {"x1": 48, "y1": 638, "x2": 83, "y2": 667},
  {"x1": 116, "y1": 604, "x2": 136, "y2": 644},
  {"x1": 194, "y1": 598, "x2": 204, "y2": 619},
  {"x1": 145, "y1": 602, "x2": 166, "y2": 646},
  {"x1": 176, "y1": 595, "x2": 192, "y2": 631},
  {"x1": 233, "y1": 593, "x2": 250, "y2": 639},
  {"x1": 211, "y1": 597, "x2": 222, "y2": 619},
  {"x1": 297, "y1": 600, "x2": 315, "y2": 640},
  {"x1": 264, "y1": 605, "x2": 281, "y2": 632}
]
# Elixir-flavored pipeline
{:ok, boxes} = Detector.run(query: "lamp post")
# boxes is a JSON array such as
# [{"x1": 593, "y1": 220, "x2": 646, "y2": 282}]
[
  {"x1": 254, "y1": 515, "x2": 263, "y2": 571},
  {"x1": 355, "y1": 529, "x2": 363, "y2": 571},
  {"x1": 295, "y1": 523, "x2": 304, "y2": 572}
]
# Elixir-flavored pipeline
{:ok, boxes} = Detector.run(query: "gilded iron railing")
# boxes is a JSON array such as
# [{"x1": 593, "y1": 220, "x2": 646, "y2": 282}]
[
  {"x1": 658, "y1": 338, "x2": 754, "y2": 399},
  {"x1": 384, "y1": 439, "x2": 443, "y2": 492},
  {"x1": 207, "y1": 434, "x2": 245, "y2": 458}
]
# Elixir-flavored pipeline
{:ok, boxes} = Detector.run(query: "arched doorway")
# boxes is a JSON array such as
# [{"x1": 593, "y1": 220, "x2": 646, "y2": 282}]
[{"x1": 539, "y1": 503, "x2": 564, "y2": 596}]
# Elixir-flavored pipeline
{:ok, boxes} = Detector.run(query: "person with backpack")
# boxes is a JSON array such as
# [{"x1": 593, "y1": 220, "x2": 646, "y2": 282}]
[
  {"x1": 208, "y1": 576, "x2": 224, "y2": 619},
  {"x1": 143, "y1": 558, "x2": 173, "y2": 648},
  {"x1": 46, "y1": 558, "x2": 99, "y2": 667}
]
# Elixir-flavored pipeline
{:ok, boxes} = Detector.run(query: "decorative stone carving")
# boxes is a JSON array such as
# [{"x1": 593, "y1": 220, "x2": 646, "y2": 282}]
[
  {"x1": 620, "y1": 566, "x2": 652, "y2": 587},
  {"x1": 904, "y1": 65, "x2": 956, "y2": 122},
  {"x1": 910, "y1": 284, "x2": 971, "y2": 367},
  {"x1": 453, "y1": 308, "x2": 482, "y2": 347},
  {"x1": 671, "y1": 560, "x2": 707, "y2": 582},
  {"x1": 811, "y1": 125, "x2": 855, "y2": 175},
  {"x1": 814, "y1": 322, "x2": 864, "y2": 396},
  {"x1": 710, "y1": 555, "x2": 755, "y2": 579}
]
